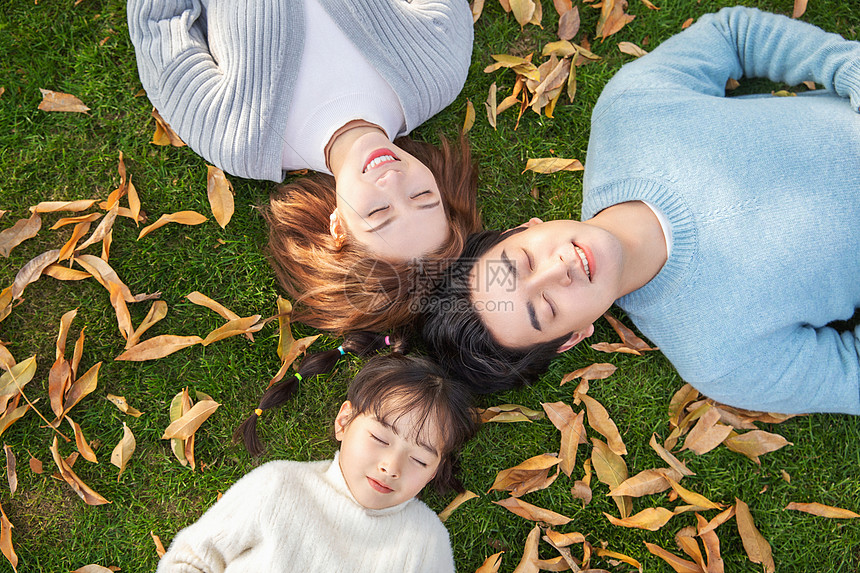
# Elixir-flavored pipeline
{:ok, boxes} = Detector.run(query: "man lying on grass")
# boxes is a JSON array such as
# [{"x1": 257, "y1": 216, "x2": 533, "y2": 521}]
[{"x1": 421, "y1": 6, "x2": 860, "y2": 415}]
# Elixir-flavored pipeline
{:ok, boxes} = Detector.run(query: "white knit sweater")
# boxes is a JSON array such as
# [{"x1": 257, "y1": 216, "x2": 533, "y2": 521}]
[{"x1": 156, "y1": 454, "x2": 456, "y2": 572}]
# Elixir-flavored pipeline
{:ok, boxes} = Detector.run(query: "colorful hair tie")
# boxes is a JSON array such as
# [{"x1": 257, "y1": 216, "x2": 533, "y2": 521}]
[
  {"x1": 254, "y1": 408, "x2": 263, "y2": 416},
  {"x1": 337, "y1": 346, "x2": 345, "y2": 356},
  {"x1": 295, "y1": 372, "x2": 303, "y2": 382},
  {"x1": 384, "y1": 335, "x2": 391, "y2": 346}
]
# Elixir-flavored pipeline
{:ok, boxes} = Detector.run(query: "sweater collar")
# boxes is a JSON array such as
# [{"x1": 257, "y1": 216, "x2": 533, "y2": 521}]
[{"x1": 326, "y1": 451, "x2": 416, "y2": 517}]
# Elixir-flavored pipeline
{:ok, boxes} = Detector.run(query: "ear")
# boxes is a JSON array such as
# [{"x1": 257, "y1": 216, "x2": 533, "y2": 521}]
[
  {"x1": 556, "y1": 323, "x2": 595, "y2": 353},
  {"x1": 334, "y1": 401, "x2": 353, "y2": 442},
  {"x1": 329, "y1": 209, "x2": 346, "y2": 248},
  {"x1": 510, "y1": 217, "x2": 543, "y2": 231}
]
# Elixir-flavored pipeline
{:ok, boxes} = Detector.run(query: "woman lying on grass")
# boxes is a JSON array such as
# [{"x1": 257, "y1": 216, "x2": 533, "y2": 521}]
[
  {"x1": 421, "y1": 6, "x2": 860, "y2": 414},
  {"x1": 127, "y1": 0, "x2": 481, "y2": 333},
  {"x1": 157, "y1": 352, "x2": 477, "y2": 572}
]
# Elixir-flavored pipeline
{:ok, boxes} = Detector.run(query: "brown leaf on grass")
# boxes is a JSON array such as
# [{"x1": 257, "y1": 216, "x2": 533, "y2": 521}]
[
  {"x1": 792, "y1": 0, "x2": 808, "y2": 18},
  {"x1": 76, "y1": 203, "x2": 118, "y2": 253},
  {"x1": 151, "y1": 107, "x2": 186, "y2": 146},
  {"x1": 686, "y1": 400, "x2": 757, "y2": 431},
  {"x1": 51, "y1": 212, "x2": 102, "y2": 230},
  {"x1": 43, "y1": 264, "x2": 91, "y2": 281},
  {"x1": 37, "y1": 89, "x2": 90, "y2": 113},
  {"x1": 581, "y1": 394, "x2": 626, "y2": 455},
  {"x1": 650, "y1": 434, "x2": 695, "y2": 476},
  {"x1": 4, "y1": 445, "x2": 16, "y2": 496},
  {"x1": 723, "y1": 430, "x2": 791, "y2": 464},
  {"x1": 127, "y1": 300, "x2": 168, "y2": 349},
  {"x1": 268, "y1": 333, "x2": 321, "y2": 388},
  {"x1": 12, "y1": 249, "x2": 60, "y2": 299},
  {"x1": 610, "y1": 468, "x2": 682, "y2": 497},
  {"x1": 571, "y1": 480, "x2": 592, "y2": 505},
  {"x1": 151, "y1": 531, "x2": 166, "y2": 558},
  {"x1": 695, "y1": 513, "x2": 724, "y2": 572},
  {"x1": 0, "y1": 212, "x2": 42, "y2": 258},
  {"x1": 529, "y1": 56, "x2": 570, "y2": 114},
  {"x1": 0, "y1": 498, "x2": 17, "y2": 572},
  {"x1": 138, "y1": 211, "x2": 207, "y2": 240},
  {"x1": 542, "y1": 402, "x2": 584, "y2": 476},
  {"x1": 116, "y1": 335, "x2": 202, "y2": 361},
  {"x1": 591, "y1": 438, "x2": 631, "y2": 518},
  {"x1": 71, "y1": 565, "x2": 118, "y2": 573},
  {"x1": 30, "y1": 200, "x2": 96, "y2": 214},
  {"x1": 595, "y1": 0, "x2": 635, "y2": 39},
  {"x1": 50, "y1": 436, "x2": 110, "y2": 505},
  {"x1": 557, "y1": 5, "x2": 579, "y2": 40},
  {"x1": 606, "y1": 507, "x2": 674, "y2": 531},
  {"x1": 127, "y1": 177, "x2": 142, "y2": 225},
  {"x1": 674, "y1": 527, "x2": 706, "y2": 571},
  {"x1": 681, "y1": 17, "x2": 693, "y2": 29},
  {"x1": 540, "y1": 533, "x2": 579, "y2": 571},
  {"x1": 682, "y1": 406, "x2": 732, "y2": 455},
  {"x1": 785, "y1": 502, "x2": 860, "y2": 519},
  {"x1": 479, "y1": 404, "x2": 545, "y2": 423},
  {"x1": 57, "y1": 220, "x2": 93, "y2": 261},
  {"x1": 184, "y1": 432, "x2": 197, "y2": 472},
  {"x1": 644, "y1": 542, "x2": 701, "y2": 573},
  {"x1": 735, "y1": 498, "x2": 774, "y2": 573},
  {"x1": 0, "y1": 344, "x2": 12, "y2": 371},
  {"x1": 29, "y1": 457, "x2": 43, "y2": 474},
  {"x1": 438, "y1": 490, "x2": 478, "y2": 522},
  {"x1": 510, "y1": 0, "x2": 536, "y2": 27},
  {"x1": 544, "y1": 529, "x2": 585, "y2": 547},
  {"x1": 488, "y1": 453, "x2": 560, "y2": 497},
  {"x1": 201, "y1": 315, "x2": 264, "y2": 346},
  {"x1": 560, "y1": 363, "x2": 616, "y2": 386},
  {"x1": 512, "y1": 524, "x2": 541, "y2": 572},
  {"x1": 162, "y1": 399, "x2": 220, "y2": 440},
  {"x1": 0, "y1": 398, "x2": 30, "y2": 440},
  {"x1": 462, "y1": 100, "x2": 476, "y2": 133},
  {"x1": 494, "y1": 496, "x2": 571, "y2": 526},
  {"x1": 75, "y1": 254, "x2": 160, "y2": 303},
  {"x1": 485, "y1": 82, "x2": 498, "y2": 129},
  {"x1": 661, "y1": 473, "x2": 723, "y2": 510},
  {"x1": 111, "y1": 422, "x2": 136, "y2": 480},
  {"x1": 595, "y1": 547, "x2": 642, "y2": 570},
  {"x1": 618, "y1": 41, "x2": 648, "y2": 57},
  {"x1": 0, "y1": 288, "x2": 11, "y2": 324},
  {"x1": 590, "y1": 342, "x2": 641, "y2": 355},
  {"x1": 67, "y1": 417, "x2": 98, "y2": 463},
  {"x1": 475, "y1": 551, "x2": 504, "y2": 573},
  {"x1": 71, "y1": 329, "x2": 85, "y2": 379},
  {"x1": 603, "y1": 312, "x2": 657, "y2": 352},
  {"x1": 470, "y1": 0, "x2": 485, "y2": 22},
  {"x1": 523, "y1": 157, "x2": 583, "y2": 174},
  {"x1": 207, "y1": 165, "x2": 234, "y2": 229},
  {"x1": 62, "y1": 362, "x2": 102, "y2": 416},
  {"x1": 484, "y1": 54, "x2": 536, "y2": 74},
  {"x1": 105, "y1": 394, "x2": 143, "y2": 417},
  {"x1": 0, "y1": 356, "x2": 37, "y2": 398},
  {"x1": 108, "y1": 282, "x2": 134, "y2": 342},
  {"x1": 168, "y1": 389, "x2": 192, "y2": 466}
]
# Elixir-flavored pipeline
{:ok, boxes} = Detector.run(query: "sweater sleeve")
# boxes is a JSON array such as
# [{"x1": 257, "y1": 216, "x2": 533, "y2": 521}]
[
  {"x1": 156, "y1": 466, "x2": 277, "y2": 573},
  {"x1": 598, "y1": 6, "x2": 860, "y2": 112}
]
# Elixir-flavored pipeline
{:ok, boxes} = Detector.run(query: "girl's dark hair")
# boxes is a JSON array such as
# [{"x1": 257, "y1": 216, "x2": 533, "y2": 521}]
[
  {"x1": 342, "y1": 353, "x2": 477, "y2": 494},
  {"x1": 234, "y1": 331, "x2": 409, "y2": 457},
  {"x1": 420, "y1": 230, "x2": 570, "y2": 393}
]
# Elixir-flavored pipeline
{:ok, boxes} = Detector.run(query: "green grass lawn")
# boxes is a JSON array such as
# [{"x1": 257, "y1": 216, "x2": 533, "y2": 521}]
[{"x1": 1, "y1": 0, "x2": 859, "y2": 571}]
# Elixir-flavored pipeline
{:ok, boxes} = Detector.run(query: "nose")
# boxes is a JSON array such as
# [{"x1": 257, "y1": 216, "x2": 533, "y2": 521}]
[
  {"x1": 374, "y1": 167, "x2": 405, "y2": 190},
  {"x1": 378, "y1": 458, "x2": 400, "y2": 479},
  {"x1": 531, "y1": 256, "x2": 572, "y2": 289}
]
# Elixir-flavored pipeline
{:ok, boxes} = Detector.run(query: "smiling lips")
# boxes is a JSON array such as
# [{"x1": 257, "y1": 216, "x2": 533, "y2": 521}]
[
  {"x1": 363, "y1": 149, "x2": 400, "y2": 173},
  {"x1": 573, "y1": 245, "x2": 592, "y2": 280},
  {"x1": 367, "y1": 476, "x2": 393, "y2": 494}
]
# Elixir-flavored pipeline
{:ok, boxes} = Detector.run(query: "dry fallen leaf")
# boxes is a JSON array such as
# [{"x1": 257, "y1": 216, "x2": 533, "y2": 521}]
[
  {"x1": 605, "y1": 507, "x2": 674, "y2": 531},
  {"x1": 618, "y1": 41, "x2": 648, "y2": 57},
  {"x1": 4, "y1": 445, "x2": 16, "y2": 497},
  {"x1": 37, "y1": 88, "x2": 90, "y2": 113},
  {"x1": 12, "y1": 249, "x2": 60, "y2": 300},
  {"x1": 475, "y1": 551, "x2": 504, "y2": 573},
  {"x1": 438, "y1": 490, "x2": 478, "y2": 522},
  {"x1": 169, "y1": 388, "x2": 192, "y2": 466},
  {"x1": 116, "y1": 335, "x2": 203, "y2": 361},
  {"x1": 785, "y1": 501, "x2": 860, "y2": 519},
  {"x1": 0, "y1": 498, "x2": 17, "y2": 572},
  {"x1": 0, "y1": 356, "x2": 37, "y2": 398},
  {"x1": 151, "y1": 530, "x2": 166, "y2": 558},
  {"x1": 110, "y1": 422, "x2": 136, "y2": 480},
  {"x1": 50, "y1": 436, "x2": 110, "y2": 506},
  {"x1": 682, "y1": 406, "x2": 732, "y2": 455},
  {"x1": 560, "y1": 363, "x2": 616, "y2": 385},
  {"x1": 71, "y1": 566, "x2": 118, "y2": 573},
  {"x1": 201, "y1": 315, "x2": 264, "y2": 346},
  {"x1": 470, "y1": 0, "x2": 485, "y2": 22},
  {"x1": 792, "y1": 0, "x2": 807, "y2": 18},
  {"x1": 485, "y1": 82, "x2": 498, "y2": 129},
  {"x1": 138, "y1": 211, "x2": 207, "y2": 240},
  {"x1": 603, "y1": 312, "x2": 658, "y2": 352},
  {"x1": 644, "y1": 541, "x2": 701, "y2": 573},
  {"x1": 541, "y1": 401, "x2": 584, "y2": 476},
  {"x1": 151, "y1": 107, "x2": 186, "y2": 146},
  {"x1": 162, "y1": 399, "x2": 220, "y2": 440},
  {"x1": 479, "y1": 404, "x2": 545, "y2": 423},
  {"x1": 557, "y1": 5, "x2": 579, "y2": 40},
  {"x1": 523, "y1": 157, "x2": 583, "y2": 174},
  {"x1": 649, "y1": 434, "x2": 695, "y2": 476},
  {"x1": 0, "y1": 212, "x2": 42, "y2": 258},
  {"x1": 595, "y1": 0, "x2": 635, "y2": 39},
  {"x1": 591, "y1": 438, "x2": 631, "y2": 518},
  {"x1": 30, "y1": 200, "x2": 96, "y2": 214},
  {"x1": 74, "y1": 254, "x2": 160, "y2": 303},
  {"x1": 610, "y1": 467, "x2": 682, "y2": 498},
  {"x1": 581, "y1": 394, "x2": 626, "y2": 455},
  {"x1": 735, "y1": 498, "x2": 775, "y2": 572},
  {"x1": 494, "y1": 496, "x2": 571, "y2": 526},
  {"x1": 512, "y1": 524, "x2": 541, "y2": 572},
  {"x1": 723, "y1": 430, "x2": 792, "y2": 464},
  {"x1": 207, "y1": 165, "x2": 234, "y2": 229},
  {"x1": 29, "y1": 457, "x2": 43, "y2": 474},
  {"x1": 67, "y1": 417, "x2": 98, "y2": 463},
  {"x1": 105, "y1": 394, "x2": 143, "y2": 417},
  {"x1": 510, "y1": 0, "x2": 536, "y2": 27},
  {"x1": 488, "y1": 453, "x2": 560, "y2": 497},
  {"x1": 662, "y1": 473, "x2": 723, "y2": 510},
  {"x1": 126, "y1": 300, "x2": 168, "y2": 349},
  {"x1": 463, "y1": 100, "x2": 476, "y2": 133}
]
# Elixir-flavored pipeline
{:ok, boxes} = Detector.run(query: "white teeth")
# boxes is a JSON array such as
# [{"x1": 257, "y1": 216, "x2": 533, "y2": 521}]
[
  {"x1": 365, "y1": 155, "x2": 397, "y2": 171},
  {"x1": 574, "y1": 245, "x2": 591, "y2": 279}
]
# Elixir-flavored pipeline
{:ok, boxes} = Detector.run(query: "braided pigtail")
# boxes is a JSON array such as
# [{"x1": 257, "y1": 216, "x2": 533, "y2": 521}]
[{"x1": 234, "y1": 330, "x2": 408, "y2": 455}]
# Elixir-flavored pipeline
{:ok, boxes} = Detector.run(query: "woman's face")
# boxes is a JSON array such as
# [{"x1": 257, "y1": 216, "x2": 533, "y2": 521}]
[{"x1": 332, "y1": 131, "x2": 449, "y2": 261}]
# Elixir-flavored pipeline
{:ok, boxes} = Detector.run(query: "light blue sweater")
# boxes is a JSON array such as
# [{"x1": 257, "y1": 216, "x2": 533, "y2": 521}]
[
  {"x1": 127, "y1": 0, "x2": 473, "y2": 182},
  {"x1": 582, "y1": 7, "x2": 860, "y2": 414}
]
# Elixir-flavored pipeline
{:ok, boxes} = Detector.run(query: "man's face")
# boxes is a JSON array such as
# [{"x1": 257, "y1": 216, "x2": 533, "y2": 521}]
[{"x1": 470, "y1": 219, "x2": 624, "y2": 350}]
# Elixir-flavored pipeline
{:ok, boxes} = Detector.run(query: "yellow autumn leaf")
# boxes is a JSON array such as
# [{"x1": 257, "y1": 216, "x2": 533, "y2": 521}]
[
  {"x1": 438, "y1": 490, "x2": 478, "y2": 522},
  {"x1": 605, "y1": 507, "x2": 674, "y2": 531},
  {"x1": 138, "y1": 211, "x2": 207, "y2": 240},
  {"x1": 111, "y1": 423, "x2": 136, "y2": 480},
  {"x1": 115, "y1": 335, "x2": 202, "y2": 361},
  {"x1": 785, "y1": 501, "x2": 860, "y2": 519},
  {"x1": 207, "y1": 165, "x2": 234, "y2": 229},
  {"x1": 523, "y1": 157, "x2": 583, "y2": 174},
  {"x1": 161, "y1": 399, "x2": 220, "y2": 440}
]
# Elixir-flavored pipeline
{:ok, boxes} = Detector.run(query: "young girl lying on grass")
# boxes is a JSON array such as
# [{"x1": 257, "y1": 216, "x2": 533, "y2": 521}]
[{"x1": 157, "y1": 348, "x2": 477, "y2": 572}]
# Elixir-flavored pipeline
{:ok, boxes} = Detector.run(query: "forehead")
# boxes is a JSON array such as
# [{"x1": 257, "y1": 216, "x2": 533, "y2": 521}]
[
  {"x1": 373, "y1": 404, "x2": 445, "y2": 456},
  {"x1": 469, "y1": 243, "x2": 527, "y2": 348}
]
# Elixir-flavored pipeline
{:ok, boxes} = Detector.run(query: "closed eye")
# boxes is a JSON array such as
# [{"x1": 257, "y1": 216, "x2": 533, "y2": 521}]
[
  {"x1": 411, "y1": 457, "x2": 428, "y2": 467},
  {"x1": 367, "y1": 205, "x2": 389, "y2": 217},
  {"x1": 542, "y1": 292, "x2": 556, "y2": 318},
  {"x1": 523, "y1": 249, "x2": 534, "y2": 272},
  {"x1": 410, "y1": 190, "x2": 431, "y2": 199},
  {"x1": 370, "y1": 433, "x2": 388, "y2": 445}
]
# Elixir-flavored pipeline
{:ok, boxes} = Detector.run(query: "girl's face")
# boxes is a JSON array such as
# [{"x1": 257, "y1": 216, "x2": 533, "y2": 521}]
[
  {"x1": 331, "y1": 131, "x2": 450, "y2": 261},
  {"x1": 334, "y1": 400, "x2": 443, "y2": 510}
]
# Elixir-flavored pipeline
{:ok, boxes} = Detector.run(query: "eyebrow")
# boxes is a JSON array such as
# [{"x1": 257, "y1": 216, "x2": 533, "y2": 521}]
[
  {"x1": 366, "y1": 200, "x2": 441, "y2": 234},
  {"x1": 501, "y1": 250, "x2": 541, "y2": 332},
  {"x1": 377, "y1": 418, "x2": 440, "y2": 457}
]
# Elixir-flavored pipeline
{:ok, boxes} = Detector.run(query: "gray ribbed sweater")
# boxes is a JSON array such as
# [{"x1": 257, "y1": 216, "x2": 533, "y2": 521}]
[{"x1": 127, "y1": 0, "x2": 473, "y2": 182}]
